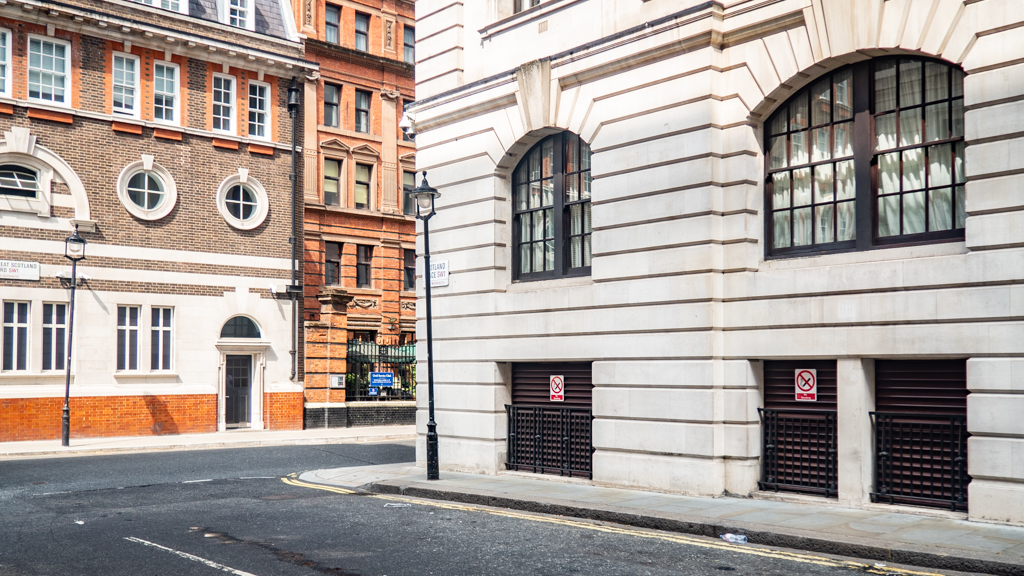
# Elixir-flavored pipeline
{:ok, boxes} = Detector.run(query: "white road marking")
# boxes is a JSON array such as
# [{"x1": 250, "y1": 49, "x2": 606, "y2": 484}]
[
  {"x1": 182, "y1": 479, "x2": 213, "y2": 483},
  {"x1": 239, "y1": 476, "x2": 274, "y2": 479},
  {"x1": 124, "y1": 537, "x2": 259, "y2": 576}
]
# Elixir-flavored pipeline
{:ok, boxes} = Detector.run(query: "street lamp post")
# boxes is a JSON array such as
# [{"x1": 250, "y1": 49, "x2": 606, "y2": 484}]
[
  {"x1": 410, "y1": 172, "x2": 441, "y2": 480},
  {"x1": 61, "y1": 226, "x2": 86, "y2": 447}
]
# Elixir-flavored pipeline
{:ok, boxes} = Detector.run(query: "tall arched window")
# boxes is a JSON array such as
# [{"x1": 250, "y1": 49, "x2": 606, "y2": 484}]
[
  {"x1": 513, "y1": 132, "x2": 592, "y2": 280},
  {"x1": 766, "y1": 57, "x2": 965, "y2": 256}
]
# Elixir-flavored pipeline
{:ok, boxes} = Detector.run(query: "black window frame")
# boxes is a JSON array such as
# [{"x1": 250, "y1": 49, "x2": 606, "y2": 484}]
[
  {"x1": 403, "y1": 25, "x2": 414, "y2": 64},
  {"x1": 325, "y1": 4, "x2": 340, "y2": 44},
  {"x1": 355, "y1": 89, "x2": 371, "y2": 133},
  {"x1": 325, "y1": 241, "x2": 342, "y2": 286},
  {"x1": 354, "y1": 163, "x2": 371, "y2": 209},
  {"x1": 356, "y1": 245, "x2": 373, "y2": 288},
  {"x1": 403, "y1": 249, "x2": 416, "y2": 291},
  {"x1": 354, "y1": 12, "x2": 369, "y2": 52},
  {"x1": 512, "y1": 131, "x2": 593, "y2": 282},
  {"x1": 765, "y1": 57, "x2": 966, "y2": 259},
  {"x1": 324, "y1": 83, "x2": 340, "y2": 128}
]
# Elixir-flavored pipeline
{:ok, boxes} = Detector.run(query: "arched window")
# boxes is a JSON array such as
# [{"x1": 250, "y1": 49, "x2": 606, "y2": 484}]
[
  {"x1": 766, "y1": 57, "x2": 965, "y2": 256},
  {"x1": 513, "y1": 132, "x2": 592, "y2": 280},
  {"x1": 0, "y1": 165, "x2": 39, "y2": 198},
  {"x1": 220, "y1": 316, "x2": 261, "y2": 338}
]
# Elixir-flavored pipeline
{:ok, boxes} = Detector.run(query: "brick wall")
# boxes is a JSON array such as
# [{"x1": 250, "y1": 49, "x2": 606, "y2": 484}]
[
  {"x1": 264, "y1": 392, "x2": 303, "y2": 430},
  {"x1": 0, "y1": 395, "x2": 217, "y2": 442}
]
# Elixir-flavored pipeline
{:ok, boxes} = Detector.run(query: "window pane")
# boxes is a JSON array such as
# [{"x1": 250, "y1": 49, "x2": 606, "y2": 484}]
[
  {"x1": 769, "y1": 136, "x2": 786, "y2": 169},
  {"x1": 899, "y1": 108, "x2": 922, "y2": 147},
  {"x1": 792, "y1": 207, "x2": 812, "y2": 246},
  {"x1": 541, "y1": 138, "x2": 553, "y2": 178},
  {"x1": 879, "y1": 152, "x2": 900, "y2": 194},
  {"x1": 565, "y1": 133, "x2": 578, "y2": 173},
  {"x1": 878, "y1": 195, "x2": 900, "y2": 237},
  {"x1": 565, "y1": 173, "x2": 579, "y2": 203},
  {"x1": 955, "y1": 185, "x2": 966, "y2": 228},
  {"x1": 875, "y1": 61, "x2": 897, "y2": 112},
  {"x1": 544, "y1": 239, "x2": 554, "y2": 271},
  {"x1": 529, "y1": 181, "x2": 541, "y2": 209},
  {"x1": 519, "y1": 244, "x2": 530, "y2": 274},
  {"x1": 529, "y1": 148, "x2": 540, "y2": 180},
  {"x1": 954, "y1": 141, "x2": 965, "y2": 184},
  {"x1": 834, "y1": 68, "x2": 853, "y2": 121},
  {"x1": 815, "y1": 204, "x2": 834, "y2": 244},
  {"x1": 834, "y1": 122, "x2": 852, "y2": 158},
  {"x1": 789, "y1": 95, "x2": 808, "y2": 132},
  {"x1": 876, "y1": 113, "x2": 897, "y2": 150},
  {"x1": 925, "y1": 62, "x2": 948, "y2": 102},
  {"x1": 903, "y1": 148, "x2": 925, "y2": 190},
  {"x1": 791, "y1": 131, "x2": 807, "y2": 165},
  {"x1": 814, "y1": 164, "x2": 833, "y2": 203},
  {"x1": 836, "y1": 160, "x2": 855, "y2": 200},
  {"x1": 542, "y1": 179, "x2": 553, "y2": 206},
  {"x1": 928, "y1": 143, "x2": 952, "y2": 187},
  {"x1": 516, "y1": 184, "x2": 528, "y2": 211},
  {"x1": 811, "y1": 126, "x2": 830, "y2": 163},
  {"x1": 570, "y1": 236, "x2": 581, "y2": 268},
  {"x1": 929, "y1": 187, "x2": 953, "y2": 231},
  {"x1": 952, "y1": 99, "x2": 964, "y2": 138},
  {"x1": 570, "y1": 203, "x2": 581, "y2": 235},
  {"x1": 532, "y1": 242, "x2": 543, "y2": 273},
  {"x1": 770, "y1": 112, "x2": 787, "y2": 136},
  {"x1": 792, "y1": 167, "x2": 811, "y2": 206},
  {"x1": 773, "y1": 211, "x2": 791, "y2": 248},
  {"x1": 837, "y1": 201, "x2": 856, "y2": 241},
  {"x1": 903, "y1": 190, "x2": 926, "y2": 234},
  {"x1": 952, "y1": 68, "x2": 964, "y2": 98},
  {"x1": 771, "y1": 172, "x2": 790, "y2": 209},
  {"x1": 899, "y1": 59, "x2": 923, "y2": 107},
  {"x1": 811, "y1": 77, "x2": 831, "y2": 126},
  {"x1": 925, "y1": 102, "x2": 948, "y2": 142},
  {"x1": 532, "y1": 211, "x2": 544, "y2": 241}
]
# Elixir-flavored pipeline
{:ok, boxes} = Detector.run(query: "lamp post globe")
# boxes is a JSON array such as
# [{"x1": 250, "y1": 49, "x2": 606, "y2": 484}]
[
  {"x1": 412, "y1": 171, "x2": 441, "y2": 480},
  {"x1": 61, "y1": 226, "x2": 86, "y2": 447}
]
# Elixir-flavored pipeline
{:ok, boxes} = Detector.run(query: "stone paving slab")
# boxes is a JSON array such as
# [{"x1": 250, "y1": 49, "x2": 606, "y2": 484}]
[
  {"x1": 0, "y1": 425, "x2": 416, "y2": 459},
  {"x1": 301, "y1": 463, "x2": 1024, "y2": 576}
]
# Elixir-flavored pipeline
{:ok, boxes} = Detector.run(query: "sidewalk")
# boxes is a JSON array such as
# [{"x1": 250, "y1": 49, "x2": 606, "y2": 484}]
[
  {"x1": 0, "y1": 425, "x2": 416, "y2": 459},
  {"x1": 301, "y1": 463, "x2": 1024, "y2": 576}
]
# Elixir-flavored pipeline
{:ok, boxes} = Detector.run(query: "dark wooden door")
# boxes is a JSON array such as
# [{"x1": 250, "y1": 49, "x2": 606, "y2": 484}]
[
  {"x1": 760, "y1": 360, "x2": 838, "y2": 497},
  {"x1": 225, "y1": 355, "x2": 251, "y2": 427},
  {"x1": 507, "y1": 362, "x2": 593, "y2": 477}
]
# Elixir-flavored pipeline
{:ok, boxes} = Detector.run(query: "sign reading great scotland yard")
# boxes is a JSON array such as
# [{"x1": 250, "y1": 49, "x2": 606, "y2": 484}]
[
  {"x1": 795, "y1": 369, "x2": 818, "y2": 402},
  {"x1": 429, "y1": 260, "x2": 449, "y2": 288},
  {"x1": 0, "y1": 260, "x2": 40, "y2": 281}
]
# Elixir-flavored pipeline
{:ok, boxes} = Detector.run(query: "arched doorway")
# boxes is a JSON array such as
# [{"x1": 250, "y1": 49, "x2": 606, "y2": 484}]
[{"x1": 217, "y1": 316, "x2": 265, "y2": 430}]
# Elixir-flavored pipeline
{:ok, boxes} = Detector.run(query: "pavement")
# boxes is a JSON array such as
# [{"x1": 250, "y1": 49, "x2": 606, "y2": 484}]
[
  {"x1": 0, "y1": 425, "x2": 416, "y2": 459},
  {"x1": 301, "y1": 463, "x2": 1024, "y2": 576}
]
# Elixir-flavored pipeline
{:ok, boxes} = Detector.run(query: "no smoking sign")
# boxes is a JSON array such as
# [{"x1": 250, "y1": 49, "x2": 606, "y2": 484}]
[
  {"x1": 550, "y1": 375, "x2": 564, "y2": 402},
  {"x1": 794, "y1": 369, "x2": 817, "y2": 402}
]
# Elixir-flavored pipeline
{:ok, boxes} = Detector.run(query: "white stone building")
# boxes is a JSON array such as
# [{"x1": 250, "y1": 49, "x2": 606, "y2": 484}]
[{"x1": 409, "y1": 0, "x2": 1024, "y2": 525}]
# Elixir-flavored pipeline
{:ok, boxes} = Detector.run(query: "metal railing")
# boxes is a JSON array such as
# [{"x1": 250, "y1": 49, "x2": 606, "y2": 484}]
[
  {"x1": 345, "y1": 339, "x2": 416, "y2": 401},
  {"x1": 506, "y1": 404, "x2": 593, "y2": 478},
  {"x1": 759, "y1": 408, "x2": 838, "y2": 497},
  {"x1": 871, "y1": 412, "x2": 970, "y2": 511}
]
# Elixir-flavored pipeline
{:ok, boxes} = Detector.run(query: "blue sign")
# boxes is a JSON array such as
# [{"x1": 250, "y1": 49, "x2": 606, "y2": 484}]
[
  {"x1": 370, "y1": 372, "x2": 395, "y2": 387},
  {"x1": 368, "y1": 387, "x2": 379, "y2": 396}
]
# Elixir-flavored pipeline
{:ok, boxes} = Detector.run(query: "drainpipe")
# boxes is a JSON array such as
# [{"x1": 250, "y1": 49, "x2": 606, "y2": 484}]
[{"x1": 287, "y1": 78, "x2": 301, "y2": 381}]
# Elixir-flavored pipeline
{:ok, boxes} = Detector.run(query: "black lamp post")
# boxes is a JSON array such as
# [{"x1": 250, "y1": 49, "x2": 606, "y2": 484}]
[
  {"x1": 61, "y1": 226, "x2": 86, "y2": 447},
  {"x1": 410, "y1": 171, "x2": 441, "y2": 480}
]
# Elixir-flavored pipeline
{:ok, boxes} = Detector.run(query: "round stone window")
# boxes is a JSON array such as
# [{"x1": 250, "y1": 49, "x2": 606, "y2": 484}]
[
  {"x1": 127, "y1": 172, "x2": 165, "y2": 210},
  {"x1": 117, "y1": 158, "x2": 177, "y2": 221},
  {"x1": 216, "y1": 170, "x2": 269, "y2": 230}
]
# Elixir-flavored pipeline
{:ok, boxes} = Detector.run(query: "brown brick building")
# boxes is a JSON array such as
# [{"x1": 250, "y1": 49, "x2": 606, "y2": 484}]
[
  {"x1": 296, "y1": 0, "x2": 416, "y2": 427},
  {"x1": 0, "y1": 0, "x2": 315, "y2": 440}
]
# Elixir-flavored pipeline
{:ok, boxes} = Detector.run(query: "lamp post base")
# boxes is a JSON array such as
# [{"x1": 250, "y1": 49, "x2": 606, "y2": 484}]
[
  {"x1": 61, "y1": 403, "x2": 70, "y2": 447},
  {"x1": 426, "y1": 422, "x2": 439, "y2": 480}
]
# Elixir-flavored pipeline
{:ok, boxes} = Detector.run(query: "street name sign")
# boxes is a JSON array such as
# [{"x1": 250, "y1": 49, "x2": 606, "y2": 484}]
[
  {"x1": 795, "y1": 369, "x2": 817, "y2": 401},
  {"x1": 0, "y1": 260, "x2": 39, "y2": 281},
  {"x1": 550, "y1": 375, "x2": 564, "y2": 402},
  {"x1": 429, "y1": 260, "x2": 449, "y2": 287}
]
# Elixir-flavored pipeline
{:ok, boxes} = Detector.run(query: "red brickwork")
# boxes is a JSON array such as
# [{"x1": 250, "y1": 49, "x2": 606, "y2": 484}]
[
  {"x1": 264, "y1": 392, "x2": 304, "y2": 430},
  {"x1": 0, "y1": 395, "x2": 217, "y2": 442}
]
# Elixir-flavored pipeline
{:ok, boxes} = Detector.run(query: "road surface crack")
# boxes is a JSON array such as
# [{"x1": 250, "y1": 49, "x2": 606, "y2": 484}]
[{"x1": 190, "y1": 527, "x2": 361, "y2": 575}]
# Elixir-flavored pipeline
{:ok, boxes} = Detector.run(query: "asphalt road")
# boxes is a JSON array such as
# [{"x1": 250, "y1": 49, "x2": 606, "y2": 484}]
[{"x1": 0, "y1": 442, "x2": 978, "y2": 576}]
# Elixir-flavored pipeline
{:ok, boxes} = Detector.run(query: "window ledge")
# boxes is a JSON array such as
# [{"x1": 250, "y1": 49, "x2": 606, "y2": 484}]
[
  {"x1": 479, "y1": 0, "x2": 587, "y2": 41},
  {"x1": 0, "y1": 373, "x2": 67, "y2": 381},
  {"x1": 112, "y1": 372, "x2": 180, "y2": 380},
  {"x1": 317, "y1": 125, "x2": 383, "y2": 143},
  {"x1": 759, "y1": 240, "x2": 968, "y2": 272},
  {"x1": 346, "y1": 287, "x2": 383, "y2": 297},
  {"x1": 507, "y1": 274, "x2": 594, "y2": 293}
]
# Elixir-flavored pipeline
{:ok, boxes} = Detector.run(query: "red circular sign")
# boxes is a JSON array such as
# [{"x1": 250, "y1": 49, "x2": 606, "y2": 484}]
[
  {"x1": 550, "y1": 376, "x2": 564, "y2": 394},
  {"x1": 796, "y1": 370, "x2": 815, "y2": 391}
]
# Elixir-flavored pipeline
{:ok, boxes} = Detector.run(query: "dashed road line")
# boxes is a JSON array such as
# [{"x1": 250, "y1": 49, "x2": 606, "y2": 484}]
[{"x1": 124, "y1": 536, "x2": 259, "y2": 575}]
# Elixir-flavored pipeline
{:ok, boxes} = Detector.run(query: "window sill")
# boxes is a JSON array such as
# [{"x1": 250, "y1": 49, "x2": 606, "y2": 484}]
[
  {"x1": 759, "y1": 239, "x2": 968, "y2": 272},
  {"x1": 0, "y1": 372, "x2": 67, "y2": 381},
  {"x1": 347, "y1": 287, "x2": 382, "y2": 297},
  {"x1": 113, "y1": 372, "x2": 180, "y2": 380},
  {"x1": 479, "y1": 0, "x2": 586, "y2": 41},
  {"x1": 507, "y1": 274, "x2": 594, "y2": 293},
  {"x1": 317, "y1": 125, "x2": 383, "y2": 143}
]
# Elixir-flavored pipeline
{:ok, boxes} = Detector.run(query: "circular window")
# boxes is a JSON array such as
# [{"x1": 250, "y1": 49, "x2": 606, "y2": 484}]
[
  {"x1": 127, "y1": 172, "x2": 165, "y2": 210},
  {"x1": 216, "y1": 171, "x2": 269, "y2": 230},
  {"x1": 117, "y1": 160, "x2": 178, "y2": 220}
]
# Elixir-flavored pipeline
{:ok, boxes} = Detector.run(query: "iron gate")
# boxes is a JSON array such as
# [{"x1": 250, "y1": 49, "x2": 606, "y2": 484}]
[
  {"x1": 871, "y1": 412, "x2": 970, "y2": 511},
  {"x1": 506, "y1": 405, "x2": 593, "y2": 478},
  {"x1": 759, "y1": 408, "x2": 838, "y2": 497},
  {"x1": 345, "y1": 335, "x2": 416, "y2": 401}
]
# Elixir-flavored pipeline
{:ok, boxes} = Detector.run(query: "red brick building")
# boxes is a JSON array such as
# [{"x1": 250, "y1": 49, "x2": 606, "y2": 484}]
[
  {"x1": 296, "y1": 0, "x2": 416, "y2": 427},
  {"x1": 0, "y1": 0, "x2": 314, "y2": 441}
]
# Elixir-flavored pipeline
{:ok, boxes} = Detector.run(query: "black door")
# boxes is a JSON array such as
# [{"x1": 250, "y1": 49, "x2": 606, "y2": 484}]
[
  {"x1": 506, "y1": 362, "x2": 594, "y2": 478},
  {"x1": 759, "y1": 360, "x2": 839, "y2": 497},
  {"x1": 225, "y1": 355, "x2": 251, "y2": 427}
]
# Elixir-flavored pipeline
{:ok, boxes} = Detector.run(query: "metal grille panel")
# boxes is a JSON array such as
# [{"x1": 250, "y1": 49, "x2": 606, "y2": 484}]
[
  {"x1": 759, "y1": 409, "x2": 837, "y2": 497},
  {"x1": 506, "y1": 405, "x2": 593, "y2": 478}
]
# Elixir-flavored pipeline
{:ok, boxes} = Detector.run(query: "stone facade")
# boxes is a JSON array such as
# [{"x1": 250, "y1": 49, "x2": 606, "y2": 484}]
[
  {"x1": 0, "y1": 0, "x2": 313, "y2": 440},
  {"x1": 299, "y1": 0, "x2": 416, "y2": 418},
  {"x1": 410, "y1": 0, "x2": 1024, "y2": 525}
]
